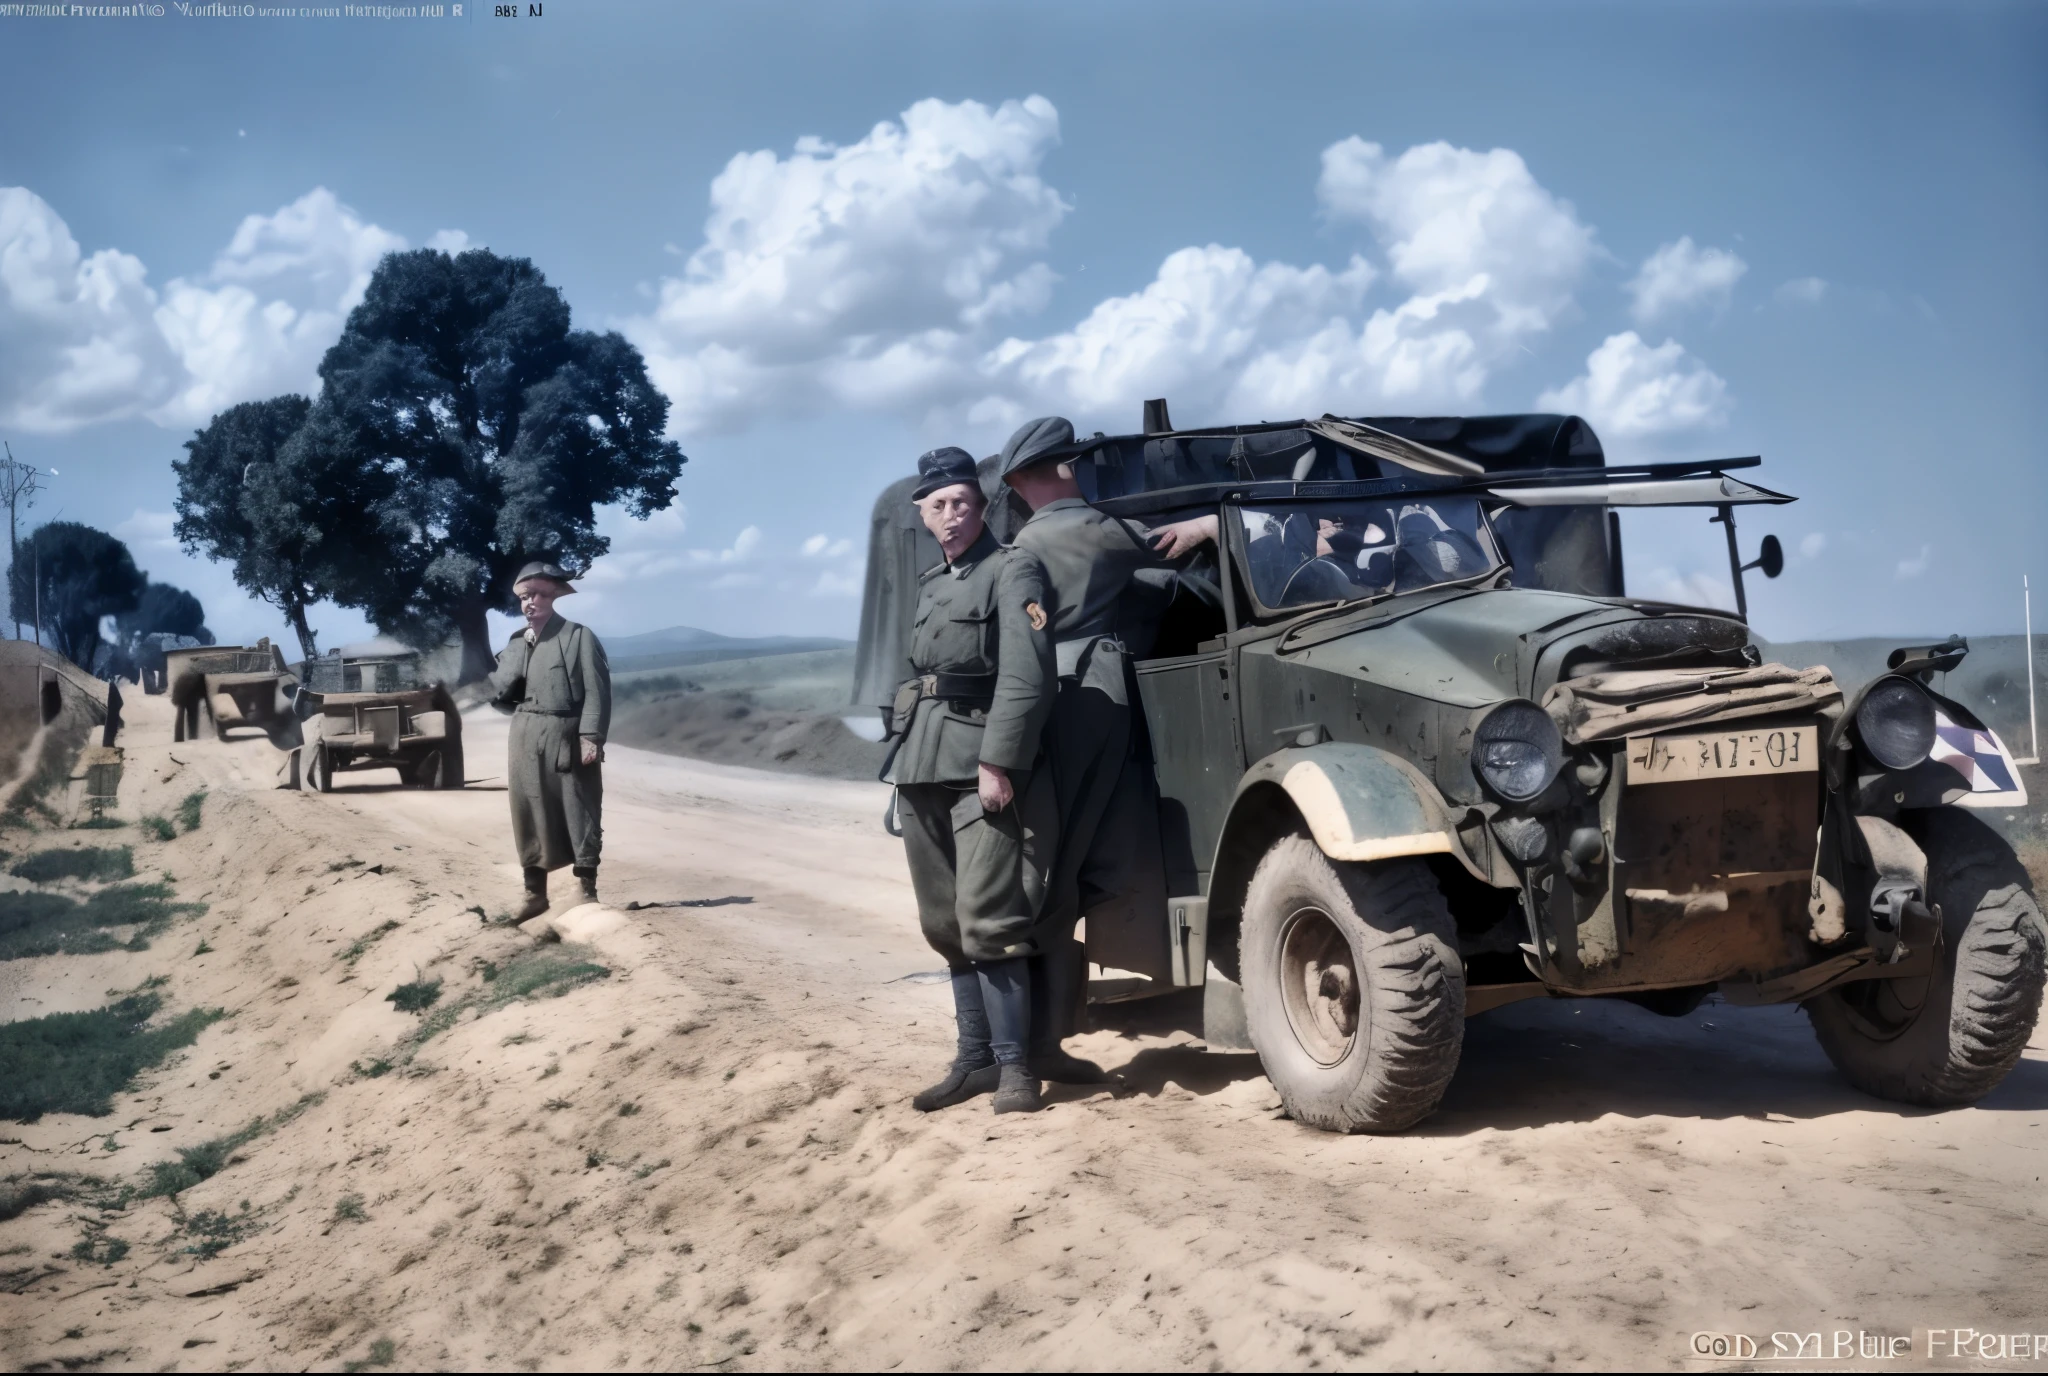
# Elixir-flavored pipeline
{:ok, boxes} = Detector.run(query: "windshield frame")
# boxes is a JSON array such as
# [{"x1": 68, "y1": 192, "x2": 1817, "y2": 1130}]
[{"x1": 1223, "y1": 492, "x2": 1511, "y2": 625}]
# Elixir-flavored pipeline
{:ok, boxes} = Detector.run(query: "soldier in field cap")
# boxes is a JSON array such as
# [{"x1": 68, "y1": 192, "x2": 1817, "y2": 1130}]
[
  {"x1": 885, "y1": 445, "x2": 1058, "y2": 1115},
  {"x1": 490, "y1": 560, "x2": 612, "y2": 920}
]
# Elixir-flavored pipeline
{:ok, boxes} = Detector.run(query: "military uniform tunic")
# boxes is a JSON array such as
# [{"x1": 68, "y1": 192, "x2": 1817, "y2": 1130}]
[
  {"x1": 1010, "y1": 497, "x2": 1181, "y2": 965},
  {"x1": 490, "y1": 613, "x2": 611, "y2": 872},
  {"x1": 894, "y1": 527, "x2": 1057, "y2": 965}
]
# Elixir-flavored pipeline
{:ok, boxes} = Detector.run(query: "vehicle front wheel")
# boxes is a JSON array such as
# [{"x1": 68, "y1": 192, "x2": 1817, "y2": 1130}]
[
  {"x1": 1806, "y1": 810, "x2": 2046, "y2": 1106},
  {"x1": 1239, "y1": 835, "x2": 1465, "y2": 1132}
]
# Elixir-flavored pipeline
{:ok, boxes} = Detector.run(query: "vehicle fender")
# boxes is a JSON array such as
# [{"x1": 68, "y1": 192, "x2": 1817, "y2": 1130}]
[{"x1": 1218, "y1": 742, "x2": 1471, "y2": 870}]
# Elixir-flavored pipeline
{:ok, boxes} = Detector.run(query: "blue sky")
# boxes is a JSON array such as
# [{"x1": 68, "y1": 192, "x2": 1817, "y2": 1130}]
[{"x1": 1, "y1": 0, "x2": 2043, "y2": 650}]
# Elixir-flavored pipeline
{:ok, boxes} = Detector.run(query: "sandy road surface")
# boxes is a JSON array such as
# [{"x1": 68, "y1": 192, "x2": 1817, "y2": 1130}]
[{"x1": 3, "y1": 700, "x2": 2044, "y2": 1372}]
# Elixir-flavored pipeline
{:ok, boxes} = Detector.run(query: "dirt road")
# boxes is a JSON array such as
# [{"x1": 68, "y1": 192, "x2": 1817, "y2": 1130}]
[{"x1": 3, "y1": 699, "x2": 2043, "y2": 1371}]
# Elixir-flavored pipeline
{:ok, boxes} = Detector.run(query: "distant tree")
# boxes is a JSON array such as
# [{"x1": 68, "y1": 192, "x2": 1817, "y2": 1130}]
[
  {"x1": 6, "y1": 522, "x2": 146, "y2": 669},
  {"x1": 173, "y1": 395, "x2": 330, "y2": 661},
  {"x1": 306, "y1": 248, "x2": 686, "y2": 680},
  {"x1": 116, "y1": 582, "x2": 212, "y2": 647}
]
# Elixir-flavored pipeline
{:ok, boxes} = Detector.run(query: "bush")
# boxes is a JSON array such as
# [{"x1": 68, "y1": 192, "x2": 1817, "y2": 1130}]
[
  {"x1": 138, "y1": 815, "x2": 175, "y2": 842},
  {"x1": 11, "y1": 846, "x2": 135, "y2": 884},
  {"x1": 176, "y1": 791, "x2": 206, "y2": 833},
  {"x1": 0, "y1": 883, "x2": 202, "y2": 962},
  {"x1": 137, "y1": 1092, "x2": 322, "y2": 1197},
  {"x1": 0, "y1": 993, "x2": 224, "y2": 1122},
  {"x1": 386, "y1": 976, "x2": 442, "y2": 1014}
]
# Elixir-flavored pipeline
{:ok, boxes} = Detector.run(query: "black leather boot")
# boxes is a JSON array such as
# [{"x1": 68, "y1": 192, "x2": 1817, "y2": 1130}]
[
  {"x1": 1030, "y1": 1048, "x2": 1111, "y2": 1084},
  {"x1": 991, "y1": 1063, "x2": 1042, "y2": 1114},
  {"x1": 1028, "y1": 936, "x2": 1108, "y2": 1083},
  {"x1": 515, "y1": 867, "x2": 549, "y2": 922},
  {"x1": 911, "y1": 1058, "x2": 999, "y2": 1112},
  {"x1": 572, "y1": 865, "x2": 598, "y2": 903}
]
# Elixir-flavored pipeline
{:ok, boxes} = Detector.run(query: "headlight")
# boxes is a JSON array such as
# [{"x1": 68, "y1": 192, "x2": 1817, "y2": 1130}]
[
  {"x1": 1855, "y1": 675, "x2": 1936, "y2": 771},
  {"x1": 1473, "y1": 700, "x2": 1564, "y2": 803}
]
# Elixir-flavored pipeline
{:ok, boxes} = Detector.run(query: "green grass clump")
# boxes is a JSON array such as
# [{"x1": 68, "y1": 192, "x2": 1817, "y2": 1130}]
[
  {"x1": 139, "y1": 1093, "x2": 323, "y2": 1198},
  {"x1": 181, "y1": 1201, "x2": 258, "y2": 1258},
  {"x1": 0, "y1": 993, "x2": 225, "y2": 1122},
  {"x1": 333, "y1": 1192, "x2": 368, "y2": 1223},
  {"x1": 175, "y1": 791, "x2": 207, "y2": 834},
  {"x1": 0, "y1": 883, "x2": 205, "y2": 961},
  {"x1": 340, "y1": 920, "x2": 400, "y2": 964},
  {"x1": 70, "y1": 1228, "x2": 130, "y2": 1266},
  {"x1": 0, "y1": 1171, "x2": 123, "y2": 1220},
  {"x1": 386, "y1": 976, "x2": 442, "y2": 1014},
  {"x1": 403, "y1": 945, "x2": 609, "y2": 1054},
  {"x1": 138, "y1": 815, "x2": 176, "y2": 842},
  {"x1": 11, "y1": 846, "x2": 134, "y2": 883},
  {"x1": 343, "y1": 1337, "x2": 398, "y2": 1373}
]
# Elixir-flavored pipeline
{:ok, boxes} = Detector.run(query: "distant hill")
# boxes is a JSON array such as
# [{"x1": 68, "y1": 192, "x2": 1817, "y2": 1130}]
[{"x1": 601, "y1": 625, "x2": 852, "y2": 674}]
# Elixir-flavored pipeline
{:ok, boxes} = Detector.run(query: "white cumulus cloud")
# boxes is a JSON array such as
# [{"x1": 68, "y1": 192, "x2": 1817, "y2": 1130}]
[
  {"x1": 114, "y1": 507, "x2": 180, "y2": 555},
  {"x1": 1896, "y1": 544, "x2": 1932, "y2": 580},
  {"x1": 627, "y1": 103, "x2": 1611, "y2": 440},
  {"x1": 1799, "y1": 531, "x2": 1827, "y2": 559},
  {"x1": 152, "y1": 188, "x2": 406, "y2": 426},
  {"x1": 0, "y1": 185, "x2": 420, "y2": 434},
  {"x1": 0, "y1": 187, "x2": 179, "y2": 432},
  {"x1": 1316, "y1": 138, "x2": 1598, "y2": 339},
  {"x1": 1775, "y1": 276, "x2": 1827, "y2": 306},
  {"x1": 1626, "y1": 236, "x2": 1747, "y2": 323},
  {"x1": 627, "y1": 95, "x2": 1070, "y2": 435},
  {"x1": 1537, "y1": 331, "x2": 1731, "y2": 439}
]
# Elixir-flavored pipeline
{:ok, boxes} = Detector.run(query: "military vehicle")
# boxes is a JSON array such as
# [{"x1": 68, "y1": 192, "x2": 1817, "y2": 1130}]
[
  {"x1": 287, "y1": 650, "x2": 464, "y2": 791},
  {"x1": 164, "y1": 640, "x2": 300, "y2": 746},
  {"x1": 855, "y1": 410, "x2": 2042, "y2": 1132}
]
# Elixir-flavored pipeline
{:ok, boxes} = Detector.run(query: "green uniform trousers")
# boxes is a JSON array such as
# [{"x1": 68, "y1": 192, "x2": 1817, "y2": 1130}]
[{"x1": 899, "y1": 777, "x2": 1053, "y2": 965}]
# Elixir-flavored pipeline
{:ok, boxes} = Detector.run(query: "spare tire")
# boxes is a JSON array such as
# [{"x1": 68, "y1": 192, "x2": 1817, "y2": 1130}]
[
  {"x1": 1239, "y1": 835, "x2": 1464, "y2": 1132},
  {"x1": 1806, "y1": 809, "x2": 2045, "y2": 1106}
]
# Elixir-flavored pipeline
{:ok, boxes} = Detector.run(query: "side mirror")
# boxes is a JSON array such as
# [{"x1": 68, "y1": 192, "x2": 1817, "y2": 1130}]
[{"x1": 1757, "y1": 534, "x2": 1784, "y2": 579}]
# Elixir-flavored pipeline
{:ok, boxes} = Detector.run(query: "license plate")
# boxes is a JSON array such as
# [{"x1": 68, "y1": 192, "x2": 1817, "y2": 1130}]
[{"x1": 1627, "y1": 725, "x2": 1819, "y2": 784}]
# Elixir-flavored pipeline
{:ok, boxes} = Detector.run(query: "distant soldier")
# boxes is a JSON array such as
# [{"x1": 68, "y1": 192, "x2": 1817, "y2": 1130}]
[
  {"x1": 997, "y1": 417, "x2": 1216, "y2": 1081},
  {"x1": 491, "y1": 561, "x2": 612, "y2": 921},
  {"x1": 887, "y1": 447, "x2": 1058, "y2": 1115}
]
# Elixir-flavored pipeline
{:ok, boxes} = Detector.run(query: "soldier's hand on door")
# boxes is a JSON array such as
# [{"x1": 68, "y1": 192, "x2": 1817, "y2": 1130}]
[
  {"x1": 580, "y1": 737, "x2": 602, "y2": 767},
  {"x1": 1150, "y1": 514, "x2": 1219, "y2": 559},
  {"x1": 977, "y1": 762, "x2": 1013, "y2": 812}
]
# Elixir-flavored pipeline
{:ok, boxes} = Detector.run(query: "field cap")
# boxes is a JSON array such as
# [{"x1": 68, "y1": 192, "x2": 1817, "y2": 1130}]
[
  {"x1": 910, "y1": 446, "x2": 981, "y2": 501},
  {"x1": 997, "y1": 416, "x2": 1076, "y2": 481},
  {"x1": 513, "y1": 560, "x2": 576, "y2": 593}
]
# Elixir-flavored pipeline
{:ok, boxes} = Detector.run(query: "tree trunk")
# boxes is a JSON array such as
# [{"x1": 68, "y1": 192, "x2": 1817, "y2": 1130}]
[
  {"x1": 456, "y1": 596, "x2": 494, "y2": 685},
  {"x1": 284, "y1": 598, "x2": 319, "y2": 663}
]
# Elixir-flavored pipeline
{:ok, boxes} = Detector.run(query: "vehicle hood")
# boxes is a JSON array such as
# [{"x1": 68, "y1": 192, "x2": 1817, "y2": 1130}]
[{"x1": 1272, "y1": 588, "x2": 1752, "y2": 707}]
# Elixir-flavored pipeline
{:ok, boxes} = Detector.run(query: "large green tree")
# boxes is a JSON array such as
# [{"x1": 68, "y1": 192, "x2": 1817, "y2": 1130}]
[
  {"x1": 173, "y1": 395, "x2": 330, "y2": 659},
  {"x1": 172, "y1": 248, "x2": 686, "y2": 681},
  {"x1": 6, "y1": 522, "x2": 147, "y2": 669},
  {"x1": 313, "y1": 248, "x2": 686, "y2": 680}
]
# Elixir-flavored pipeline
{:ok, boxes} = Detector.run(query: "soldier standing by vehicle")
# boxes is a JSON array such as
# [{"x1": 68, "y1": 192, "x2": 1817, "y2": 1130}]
[
  {"x1": 491, "y1": 560, "x2": 611, "y2": 921},
  {"x1": 998, "y1": 417, "x2": 1217, "y2": 1082},
  {"x1": 887, "y1": 447, "x2": 1058, "y2": 1115}
]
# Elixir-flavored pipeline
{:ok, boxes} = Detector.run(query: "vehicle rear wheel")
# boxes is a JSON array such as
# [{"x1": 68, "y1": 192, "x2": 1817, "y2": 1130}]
[
  {"x1": 1239, "y1": 835, "x2": 1464, "y2": 1132},
  {"x1": 1806, "y1": 810, "x2": 2045, "y2": 1106}
]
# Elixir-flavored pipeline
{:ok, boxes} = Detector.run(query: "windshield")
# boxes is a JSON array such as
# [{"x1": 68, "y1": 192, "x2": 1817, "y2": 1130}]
[{"x1": 1236, "y1": 496, "x2": 1502, "y2": 610}]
